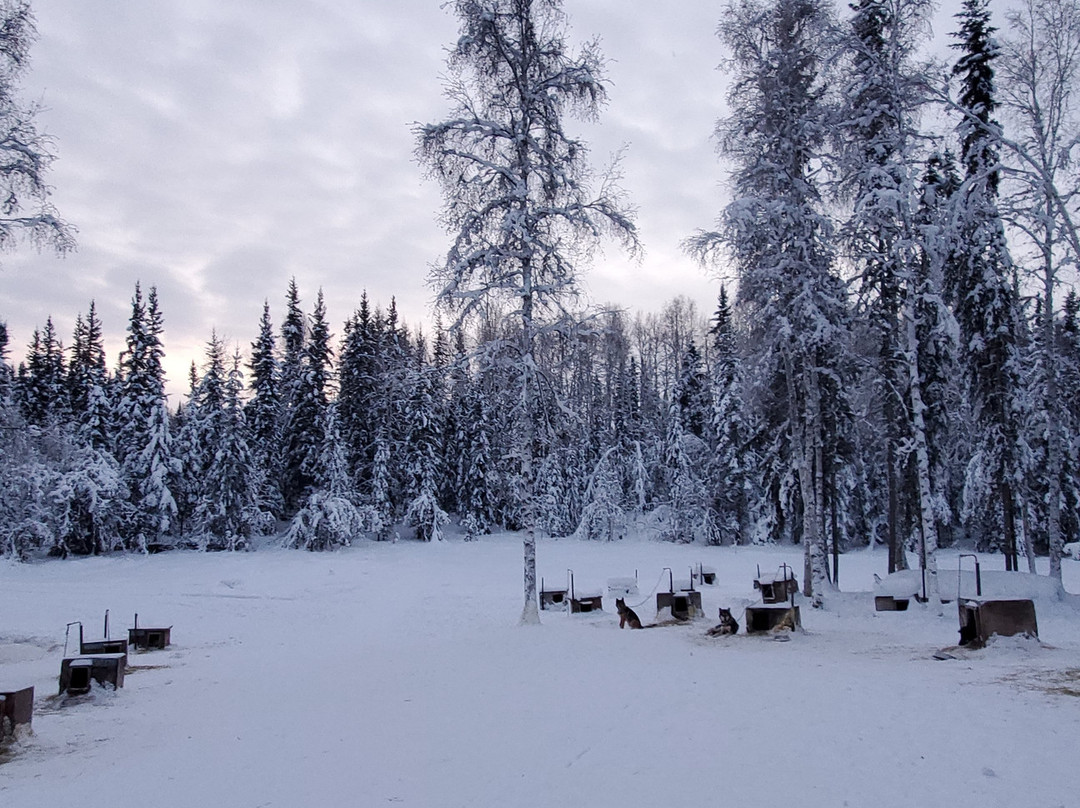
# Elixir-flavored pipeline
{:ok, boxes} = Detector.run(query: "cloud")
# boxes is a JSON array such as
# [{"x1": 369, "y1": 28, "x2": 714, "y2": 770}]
[{"x1": 0, "y1": 0, "x2": 993, "y2": 400}]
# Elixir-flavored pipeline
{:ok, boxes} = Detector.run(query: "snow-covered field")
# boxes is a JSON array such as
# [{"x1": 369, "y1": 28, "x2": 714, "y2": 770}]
[{"x1": 2, "y1": 536, "x2": 1079, "y2": 808}]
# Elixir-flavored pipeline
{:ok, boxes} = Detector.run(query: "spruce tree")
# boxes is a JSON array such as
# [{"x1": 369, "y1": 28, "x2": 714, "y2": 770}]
[
  {"x1": 117, "y1": 284, "x2": 178, "y2": 551},
  {"x1": 67, "y1": 301, "x2": 110, "y2": 448},
  {"x1": 403, "y1": 338, "x2": 449, "y2": 541},
  {"x1": 280, "y1": 287, "x2": 333, "y2": 511},
  {"x1": 19, "y1": 317, "x2": 65, "y2": 425},
  {"x1": 951, "y1": 0, "x2": 1029, "y2": 570},
  {"x1": 707, "y1": 287, "x2": 752, "y2": 544},
  {"x1": 277, "y1": 278, "x2": 307, "y2": 511},
  {"x1": 247, "y1": 300, "x2": 283, "y2": 516},
  {"x1": 197, "y1": 349, "x2": 263, "y2": 550},
  {"x1": 688, "y1": 0, "x2": 846, "y2": 604}
]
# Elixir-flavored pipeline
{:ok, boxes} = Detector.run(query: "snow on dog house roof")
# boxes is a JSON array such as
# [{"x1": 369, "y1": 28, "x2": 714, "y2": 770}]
[{"x1": 571, "y1": 586, "x2": 602, "y2": 599}]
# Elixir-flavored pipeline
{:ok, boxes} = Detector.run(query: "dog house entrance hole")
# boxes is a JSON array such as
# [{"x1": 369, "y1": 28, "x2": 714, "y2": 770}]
[{"x1": 68, "y1": 665, "x2": 91, "y2": 694}]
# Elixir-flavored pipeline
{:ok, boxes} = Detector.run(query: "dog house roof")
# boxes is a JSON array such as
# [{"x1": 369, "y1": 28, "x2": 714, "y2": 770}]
[
  {"x1": 572, "y1": 587, "x2": 602, "y2": 599},
  {"x1": 757, "y1": 569, "x2": 796, "y2": 585},
  {"x1": 65, "y1": 653, "x2": 126, "y2": 664}
]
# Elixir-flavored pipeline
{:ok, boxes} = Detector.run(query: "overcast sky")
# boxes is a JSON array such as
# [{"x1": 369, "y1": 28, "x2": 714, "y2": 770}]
[{"x1": 1, "y1": 0, "x2": 985, "y2": 396}]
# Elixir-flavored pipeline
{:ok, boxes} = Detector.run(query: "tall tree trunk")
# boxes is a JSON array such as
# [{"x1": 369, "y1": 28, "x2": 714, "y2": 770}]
[
  {"x1": 785, "y1": 344, "x2": 828, "y2": 607},
  {"x1": 1000, "y1": 480, "x2": 1018, "y2": 571},
  {"x1": 904, "y1": 284, "x2": 941, "y2": 611},
  {"x1": 830, "y1": 466, "x2": 839, "y2": 586},
  {"x1": 520, "y1": 278, "x2": 540, "y2": 626},
  {"x1": 1043, "y1": 205, "x2": 1065, "y2": 587},
  {"x1": 1020, "y1": 500, "x2": 1037, "y2": 574}
]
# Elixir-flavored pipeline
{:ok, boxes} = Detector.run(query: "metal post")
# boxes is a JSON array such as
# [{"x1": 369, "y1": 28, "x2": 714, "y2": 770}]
[{"x1": 958, "y1": 554, "x2": 982, "y2": 599}]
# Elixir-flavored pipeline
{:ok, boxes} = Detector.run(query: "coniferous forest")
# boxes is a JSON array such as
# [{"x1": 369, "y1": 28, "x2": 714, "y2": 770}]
[{"x1": 3, "y1": 0, "x2": 1080, "y2": 604}]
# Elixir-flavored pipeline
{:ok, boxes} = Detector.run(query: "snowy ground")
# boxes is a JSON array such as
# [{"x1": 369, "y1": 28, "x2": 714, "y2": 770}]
[{"x1": 2, "y1": 536, "x2": 1079, "y2": 808}]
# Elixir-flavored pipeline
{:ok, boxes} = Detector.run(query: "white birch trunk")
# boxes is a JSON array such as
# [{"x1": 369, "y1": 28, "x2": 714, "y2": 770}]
[
  {"x1": 903, "y1": 284, "x2": 942, "y2": 613},
  {"x1": 520, "y1": 279, "x2": 540, "y2": 626},
  {"x1": 1042, "y1": 206, "x2": 1065, "y2": 587},
  {"x1": 1020, "y1": 502, "x2": 1037, "y2": 575},
  {"x1": 783, "y1": 343, "x2": 828, "y2": 608}
]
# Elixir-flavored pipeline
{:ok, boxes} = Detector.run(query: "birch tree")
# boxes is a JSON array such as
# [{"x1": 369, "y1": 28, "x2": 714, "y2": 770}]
[
  {"x1": 996, "y1": 0, "x2": 1080, "y2": 585},
  {"x1": 416, "y1": 0, "x2": 638, "y2": 623},
  {"x1": 0, "y1": 1, "x2": 74, "y2": 258}
]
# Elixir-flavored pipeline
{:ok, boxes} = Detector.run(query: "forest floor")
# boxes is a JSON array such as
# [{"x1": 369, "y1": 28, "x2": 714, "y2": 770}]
[{"x1": 2, "y1": 536, "x2": 1079, "y2": 808}]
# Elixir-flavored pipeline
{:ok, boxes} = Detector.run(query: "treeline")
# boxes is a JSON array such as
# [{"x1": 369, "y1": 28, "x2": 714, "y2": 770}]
[
  {"x1": 0, "y1": 279, "x2": 725, "y2": 555},
  {"x1": 2, "y1": 271, "x2": 1079, "y2": 563}
]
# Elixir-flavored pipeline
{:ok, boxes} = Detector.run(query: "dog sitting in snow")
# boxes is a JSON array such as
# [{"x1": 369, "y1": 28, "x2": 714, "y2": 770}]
[
  {"x1": 707, "y1": 607, "x2": 739, "y2": 636},
  {"x1": 616, "y1": 597, "x2": 643, "y2": 629}
]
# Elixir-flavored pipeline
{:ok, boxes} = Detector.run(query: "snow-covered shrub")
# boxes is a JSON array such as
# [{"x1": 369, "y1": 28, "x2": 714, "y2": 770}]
[
  {"x1": 573, "y1": 450, "x2": 628, "y2": 541},
  {"x1": 50, "y1": 447, "x2": 127, "y2": 555},
  {"x1": 405, "y1": 490, "x2": 449, "y2": 542},
  {"x1": 282, "y1": 491, "x2": 382, "y2": 551}
]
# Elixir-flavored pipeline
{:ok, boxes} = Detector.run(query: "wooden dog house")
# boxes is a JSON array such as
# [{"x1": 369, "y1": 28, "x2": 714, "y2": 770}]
[
  {"x1": 128, "y1": 615, "x2": 172, "y2": 650},
  {"x1": 606, "y1": 575, "x2": 639, "y2": 599},
  {"x1": 570, "y1": 591, "x2": 603, "y2": 613},
  {"x1": 874, "y1": 595, "x2": 910, "y2": 611},
  {"x1": 0, "y1": 686, "x2": 33, "y2": 740},
  {"x1": 69, "y1": 613, "x2": 127, "y2": 662},
  {"x1": 80, "y1": 638, "x2": 128, "y2": 657},
  {"x1": 59, "y1": 654, "x2": 125, "y2": 695},
  {"x1": 539, "y1": 577, "x2": 568, "y2": 610},
  {"x1": 655, "y1": 568, "x2": 702, "y2": 620},
  {"x1": 754, "y1": 564, "x2": 799, "y2": 604},
  {"x1": 656, "y1": 590, "x2": 702, "y2": 620},
  {"x1": 567, "y1": 570, "x2": 603, "y2": 613},
  {"x1": 129, "y1": 626, "x2": 171, "y2": 650},
  {"x1": 957, "y1": 599, "x2": 1038, "y2": 647},
  {"x1": 745, "y1": 604, "x2": 802, "y2": 634}
]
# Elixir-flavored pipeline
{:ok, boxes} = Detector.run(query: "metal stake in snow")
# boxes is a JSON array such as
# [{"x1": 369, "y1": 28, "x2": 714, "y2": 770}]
[{"x1": 958, "y1": 554, "x2": 982, "y2": 599}]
